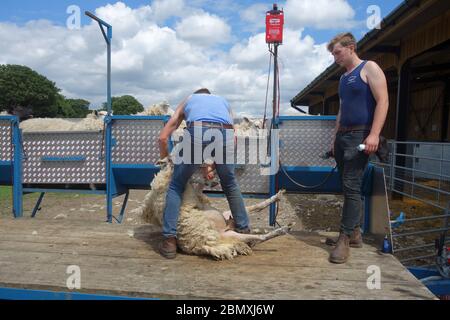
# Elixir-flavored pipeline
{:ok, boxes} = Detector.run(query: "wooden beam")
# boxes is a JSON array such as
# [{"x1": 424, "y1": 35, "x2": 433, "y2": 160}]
[
  {"x1": 442, "y1": 79, "x2": 450, "y2": 142},
  {"x1": 412, "y1": 63, "x2": 450, "y2": 74},
  {"x1": 328, "y1": 76, "x2": 341, "y2": 81},
  {"x1": 396, "y1": 60, "x2": 412, "y2": 141},
  {"x1": 394, "y1": 60, "x2": 412, "y2": 200},
  {"x1": 369, "y1": 45, "x2": 400, "y2": 55}
]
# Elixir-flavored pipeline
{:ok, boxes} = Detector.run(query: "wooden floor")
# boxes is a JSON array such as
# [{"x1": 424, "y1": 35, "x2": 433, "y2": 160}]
[{"x1": 0, "y1": 216, "x2": 437, "y2": 300}]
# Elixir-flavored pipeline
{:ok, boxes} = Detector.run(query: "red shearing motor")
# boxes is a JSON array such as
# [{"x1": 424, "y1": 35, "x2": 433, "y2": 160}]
[{"x1": 266, "y1": 3, "x2": 284, "y2": 44}]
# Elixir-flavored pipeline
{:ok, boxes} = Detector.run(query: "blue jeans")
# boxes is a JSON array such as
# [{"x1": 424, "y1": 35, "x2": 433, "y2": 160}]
[
  {"x1": 162, "y1": 127, "x2": 250, "y2": 238},
  {"x1": 334, "y1": 130, "x2": 370, "y2": 236}
]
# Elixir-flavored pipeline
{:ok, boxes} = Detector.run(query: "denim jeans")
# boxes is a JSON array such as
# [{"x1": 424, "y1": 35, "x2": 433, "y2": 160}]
[
  {"x1": 334, "y1": 130, "x2": 369, "y2": 236},
  {"x1": 162, "y1": 126, "x2": 250, "y2": 238}
]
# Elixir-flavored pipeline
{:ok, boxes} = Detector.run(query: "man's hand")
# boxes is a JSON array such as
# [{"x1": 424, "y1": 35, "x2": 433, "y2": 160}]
[
  {"x1": 202, "y1": 163, "x2": 216, "y2": 180},
  {"x1": 156, "y1": 156, "x2": 172, "y2": 169},
  {"x1": 363, "y1": 133, "x2": 379, "y2": 155}
]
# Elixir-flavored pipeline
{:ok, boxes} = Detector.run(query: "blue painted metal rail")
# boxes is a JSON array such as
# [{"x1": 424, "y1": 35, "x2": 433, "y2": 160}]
[
  {"x1": 0, "y1": 115, "x2": 23, "y2": 217},
  {"x1": 0, "y1": 287, "x2": 155, "y2": 300}
]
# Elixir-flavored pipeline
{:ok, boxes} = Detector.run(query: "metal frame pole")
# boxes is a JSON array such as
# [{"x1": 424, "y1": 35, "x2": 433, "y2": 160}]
[
  {"x1": 269, "y1": 43, "x2": 280, "y2": 226},
  {"x1": 85, "y1": 11, "x2": 112, "y2": 115},
  {"x1": 11, "y1": 117, "x2": 23, "y2": 218},
  {"x1": 85, "y1": 11, "x2": 114, "y2": 222}
]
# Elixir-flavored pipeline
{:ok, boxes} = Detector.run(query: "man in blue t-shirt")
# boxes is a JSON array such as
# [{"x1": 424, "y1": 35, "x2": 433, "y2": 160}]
[
  {"x1": 157, "y1": 88, "x2": 250, "y2": 259},
  {"x1": 327, "y1": 33, "x2": 389, "y2": 264}
]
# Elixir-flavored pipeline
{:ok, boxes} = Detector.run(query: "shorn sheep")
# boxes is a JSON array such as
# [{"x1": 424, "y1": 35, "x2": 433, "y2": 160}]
[
  {"x1": 134, "y1": 103, "x2": 293, "y2": 260},
  {"x1": 132, "y1": 158, "x2": 292, "y2": 260}
]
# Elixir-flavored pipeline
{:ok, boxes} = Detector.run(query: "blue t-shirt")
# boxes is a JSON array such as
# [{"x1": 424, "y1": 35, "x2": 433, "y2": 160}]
[{"x1": 184, "y1": 94, "x2": 233, "y2": 125}]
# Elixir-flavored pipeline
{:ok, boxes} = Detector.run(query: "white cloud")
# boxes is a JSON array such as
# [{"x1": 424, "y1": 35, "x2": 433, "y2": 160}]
[
  {"x1": 175, "y1": 12, "x2": 231, "y2": 46},
  {"x1": 226, "y1": 28, "x2": 334, "y2": 116},
  {"x1": 239, "y1": 3, "x2": 268, "y2": 32},
  {"x1": 285, "y1": 0, "x2": 356, "y2": 29},
  {"x1": 0, "y1": 1, "x2": 336, "y2": 116},
  {"x1": 151, "y1": 0, "x2": 186, "y2": 24},
  {"x1": 95, "y1": 2, "x2": 153, "y2": 38}
]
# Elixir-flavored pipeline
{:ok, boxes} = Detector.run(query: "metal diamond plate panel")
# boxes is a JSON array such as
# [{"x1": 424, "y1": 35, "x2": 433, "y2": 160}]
[
  {"x1": 279, "y1": 120, "x2": 335, "y2": 167},
  {"x1": 22, "y1": 131, "x2": 105, "y2": 184},
  {"x1": 0, "y1": 120, "x2": 12, "y2": 162},
  {"x1": 112, "y1": 120, "x2": 164, "y2": 164}
]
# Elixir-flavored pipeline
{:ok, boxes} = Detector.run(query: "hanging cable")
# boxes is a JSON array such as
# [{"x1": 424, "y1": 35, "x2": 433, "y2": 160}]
[
  {"x1": 263, "y1": 43, "x2": 339, "y2": 192},
  {"x1": 262, "y1": 44, "x2": 273, "y2": 130}
]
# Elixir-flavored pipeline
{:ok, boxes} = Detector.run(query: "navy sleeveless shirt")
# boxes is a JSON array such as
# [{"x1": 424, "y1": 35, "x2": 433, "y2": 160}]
[{"x1": 338, "y1": 60, "x2": 376, "y2": 127}]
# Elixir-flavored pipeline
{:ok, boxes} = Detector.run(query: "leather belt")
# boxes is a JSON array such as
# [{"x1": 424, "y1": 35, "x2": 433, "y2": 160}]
[
  {"x1": 186, "y1": 121, "x2": 234, "y2": 129},
  {"x1": 337, "y1": 125, "x2": 371, "y2": 132}
]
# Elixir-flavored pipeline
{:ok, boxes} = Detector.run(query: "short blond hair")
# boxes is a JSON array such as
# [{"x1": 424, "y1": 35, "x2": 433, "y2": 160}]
[{"x1": 327, "y1": 32, "x2": 357, "y2": 52}]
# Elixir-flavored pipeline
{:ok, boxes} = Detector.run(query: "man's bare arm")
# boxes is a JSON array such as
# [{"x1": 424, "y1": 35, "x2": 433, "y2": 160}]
[
  {"x1": 331, "y1": 104, "x2": 341, "y2": 155},
  {"x1": 364, "y1": 61, "x2": 389, "y2": 154},
  {"x1": 158, "y1": 96, "x2": 189, "y2": 159},
  {"x1": 334, "y1": 105, "x2": 341, "y2": 135}
]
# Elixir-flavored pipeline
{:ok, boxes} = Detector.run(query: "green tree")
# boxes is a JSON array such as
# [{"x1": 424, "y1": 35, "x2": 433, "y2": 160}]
[
  {"x1": 103, "y1": 95, "x2": 144, "y2": 115},
  {"x1": 0, "y1": 64, "x2": 60, "y2": 117},
  {"x1": 55, "y1": 94, "x2": 73, "y2": 118},
  {"x1": 65, "y1": 98, "x2": 91, "y2": 118},
  {"x1": 54, "y1": 95, "x2": 91, "y2": 118}
]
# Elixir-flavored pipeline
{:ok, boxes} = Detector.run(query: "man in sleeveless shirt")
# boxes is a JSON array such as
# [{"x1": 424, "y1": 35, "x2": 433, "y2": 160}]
[
  {"x1": 157, "y1": 88, "x2": 251, "y2": 259},
  {"x1": 327, "y1": 33, "x2": 389, "y2": 263}
]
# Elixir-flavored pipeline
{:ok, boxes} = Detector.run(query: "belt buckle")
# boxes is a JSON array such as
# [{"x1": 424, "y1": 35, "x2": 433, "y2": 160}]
[{"x1": 207, "y1": 121, "x2": 222, "y2": 128}]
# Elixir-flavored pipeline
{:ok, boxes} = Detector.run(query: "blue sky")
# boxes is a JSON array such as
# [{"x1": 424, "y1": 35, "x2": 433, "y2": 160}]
[
  {"x1": 1, "y1": 0, "x2": 403, "y2": 41},
  {"x1": 0, "y1": 0, "x2": 404, "y2": 115}
]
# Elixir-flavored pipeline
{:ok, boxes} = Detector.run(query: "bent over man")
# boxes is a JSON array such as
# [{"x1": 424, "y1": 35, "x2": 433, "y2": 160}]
[{"x1": 158, "y1": 88, "x2": 251, "y2": 259}]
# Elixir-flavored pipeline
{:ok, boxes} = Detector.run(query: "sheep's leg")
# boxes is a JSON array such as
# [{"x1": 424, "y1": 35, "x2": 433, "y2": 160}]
[
  {"x1": 222, "y1": 190, "x2": 285, "y2": 220},
  {"x1": 245, "y1": 190, "x2": 286, "y2": 214},
  {"x1": 221, "y1": 225, "x2": 291, "y2": 247}
]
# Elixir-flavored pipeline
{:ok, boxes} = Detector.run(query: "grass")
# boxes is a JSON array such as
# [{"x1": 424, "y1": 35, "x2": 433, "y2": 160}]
[
  {"x1": 0, "y1": 186, "x2": 12, "y2": 201},
  {"x1": 0, "y1": 185, "x2": 97, "y2": 216},
  {"x1": 0, "y1": 186, "x2": 12, "y2": 215}
]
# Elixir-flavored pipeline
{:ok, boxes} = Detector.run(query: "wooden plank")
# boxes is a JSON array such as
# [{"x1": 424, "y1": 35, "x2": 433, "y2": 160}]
[
  {"x1": 0, "y1": 256, "x2": 435, "y2": 300},
  {"x1": 0, "y1": 230, "x2": 411, "y2": 270},
  {"x1": 0, "y1": 248, "x2": 418, "y2": 284},
  {"x1": 0, "y1": 217, "x2": 437, "y2": 300}
]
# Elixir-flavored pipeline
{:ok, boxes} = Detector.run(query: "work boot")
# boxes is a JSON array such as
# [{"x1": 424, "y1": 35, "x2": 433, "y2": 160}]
[
  {"x1": 159, "y1": 237, "x2": 177, "y2": 259},
  {"x1": 325, "y1": 227, "x2": 363, "y2": 248},
  {"x1": 329, "y1": 233, "x2": 350, "y2": 264},
  {"x1": 235, "y1": 227, "x2": 251, "y2": 234}
]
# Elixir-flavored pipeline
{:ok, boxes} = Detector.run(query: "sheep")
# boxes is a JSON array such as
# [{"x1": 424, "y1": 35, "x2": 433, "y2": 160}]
[
  {"x1": 137, "y1": 101, "x2": 175, "y2": 116},
  {"x1": 234, "y1": 117, "x2": 264, "y2": 137},
  {"x1": 92, "y1": 110, "x2": 109, "y2": 121},
  {"x1": 131, "y1": 158, "x2": 292, "y2": 260},
  {"x1": 19, "y1": 114, "x2": 104, "y2": 132},
  {"x1": 136, "y1": 101, "x2": 187, "y2": 142}
]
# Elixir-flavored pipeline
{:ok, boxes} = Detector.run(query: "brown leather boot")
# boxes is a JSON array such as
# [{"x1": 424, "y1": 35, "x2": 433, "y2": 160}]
[
  {"x1": 159, "y1": 237, "x2": 177, "y2": 259},
  {"x1": 325, "y1": 227, "x2": 363, "y2": 248},
  {"x1": 329, "y1": 233, "x2": 350, "y2": 264},
  {"x1": 235, "y1": 227, "x2": 251, "y2": 234}
]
